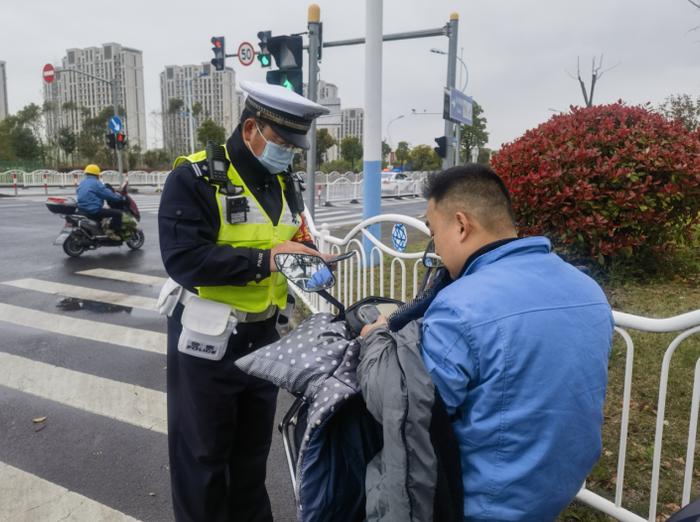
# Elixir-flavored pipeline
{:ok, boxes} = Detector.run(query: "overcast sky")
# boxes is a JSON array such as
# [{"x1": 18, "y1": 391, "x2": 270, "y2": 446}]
[{"x1": 2, "y1": 0, "x2": 698, "y2": 151}]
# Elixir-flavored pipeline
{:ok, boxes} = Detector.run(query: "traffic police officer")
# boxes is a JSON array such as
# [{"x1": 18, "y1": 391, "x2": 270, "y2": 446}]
[{"x1": 158, "y1": 81, "x2": 329, "y2": 522}]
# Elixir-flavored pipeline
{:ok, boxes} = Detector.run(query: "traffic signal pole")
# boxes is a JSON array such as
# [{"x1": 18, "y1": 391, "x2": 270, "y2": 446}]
[
  {"x1": 301, "y1": 9, "x2": 456, "y2": 258},
  {"x1": 110, "y1": 80, "x2": 124, "y2": 179},
  {"x1": 306, "y1": 5, "x2": 321, "y2": 221},
  {"x1": 63, "y1": 68, "x2": 123, "y2": 181},
  {"x1": 443, "y1": 13, "x2": 459, "y2": 169}
]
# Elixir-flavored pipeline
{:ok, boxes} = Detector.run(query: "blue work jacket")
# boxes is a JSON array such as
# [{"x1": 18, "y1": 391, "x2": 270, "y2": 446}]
[
  {"x1": 76, "y1": 175, "x2": 123, "y2": 214},
  {"x1": 421, "y1": 236, "x2": 613, "y2": 521}
]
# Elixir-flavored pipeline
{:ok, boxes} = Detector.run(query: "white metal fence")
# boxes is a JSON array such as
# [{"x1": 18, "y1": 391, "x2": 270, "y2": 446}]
[
  {"x1": 299, "y1": 210, "x2": 700, "y2": 522},
  {"x1": 1, "y1": 169, "x2": 431, "y2": 204},
  {"x1": 0, "y1": 169, "x2": 171, "y2": 193},
  {"x1": 312, "y1": 171, "x2": 431, "y2": 206}
]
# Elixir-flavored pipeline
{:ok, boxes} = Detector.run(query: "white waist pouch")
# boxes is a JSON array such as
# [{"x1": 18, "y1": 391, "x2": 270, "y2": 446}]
[{"x1": 178, "y1": 295, "x2": 238, "y2": 361}]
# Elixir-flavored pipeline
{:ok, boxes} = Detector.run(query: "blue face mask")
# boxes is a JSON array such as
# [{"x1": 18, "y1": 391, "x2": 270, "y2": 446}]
[{"x1": 254, "y1": 124, "x2": 295, "y2": 174}]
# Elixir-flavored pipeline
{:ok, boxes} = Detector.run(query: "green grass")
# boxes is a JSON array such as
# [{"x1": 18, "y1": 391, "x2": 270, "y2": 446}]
[{"x1": 304, "y1": 221, "x2": 700, "y2": 521}]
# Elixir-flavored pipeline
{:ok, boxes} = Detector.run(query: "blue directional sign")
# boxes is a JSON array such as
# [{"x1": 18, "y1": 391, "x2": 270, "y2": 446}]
[
  {"x1": 444, "y1": 88, "x2": 473, "y2": 126},
  {"x1": 391, "y1": 223, "x2": 408, "y2": 252},
  {"x1": 108, "y1": 116, "x2": 123, "y2": 133}
]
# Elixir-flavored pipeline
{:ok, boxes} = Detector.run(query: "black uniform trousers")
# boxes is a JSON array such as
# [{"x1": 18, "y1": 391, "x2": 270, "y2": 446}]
[{"x1": 167, "y1": 303, "x2": 279, "y2": 522}]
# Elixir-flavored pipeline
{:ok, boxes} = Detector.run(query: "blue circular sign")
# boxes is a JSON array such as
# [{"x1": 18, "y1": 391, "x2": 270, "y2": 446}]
[{"x1": 391, "y1": 223, "x2": 408, "y2": 252}]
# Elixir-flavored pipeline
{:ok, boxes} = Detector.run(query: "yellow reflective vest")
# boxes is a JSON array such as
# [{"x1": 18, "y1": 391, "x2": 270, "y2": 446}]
[{"x1": 173, "y1": 148, "x2": 300, "y2": 313}]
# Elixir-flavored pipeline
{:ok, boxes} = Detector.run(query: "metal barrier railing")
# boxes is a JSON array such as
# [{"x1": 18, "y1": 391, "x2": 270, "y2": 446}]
[
  {"x1": 0, "y1": 169, "x2": 171, "y2": 195},
  {"x1": 300, "y1": 210, "x2": 700, "y2": 522},
  {"x1": 1, "y1": 169, "x2": 430, "y2": 204}
]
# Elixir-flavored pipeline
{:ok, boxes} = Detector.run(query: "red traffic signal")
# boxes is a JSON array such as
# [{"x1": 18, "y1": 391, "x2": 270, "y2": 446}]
[
  {"x1": 210, "y1": 36, "x2": 226, "y2": 71},
  {"x1": 116, "y1": 131, "x2": 127, "y2": 150}
]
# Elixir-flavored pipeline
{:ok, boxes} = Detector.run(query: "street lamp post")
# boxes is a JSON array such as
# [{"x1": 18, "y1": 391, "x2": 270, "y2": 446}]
[
  {"x1": 385, "y1": 114, "x2": 405, "y2": 148},
  {"x1": 430, "y1": 48, "x2": 468, "y2": 92}
]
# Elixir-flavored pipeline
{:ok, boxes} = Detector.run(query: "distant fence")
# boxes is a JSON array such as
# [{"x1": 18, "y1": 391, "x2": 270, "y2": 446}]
[
  {"x1": 311, "y1": 171, "x2": 432, "y2": 206},
  {"x1": 0, "y1": 169, "x2": 170, "y2": 194},
  {"x1": 1, "y1": 169, "x2": 432, "y2": 203}
]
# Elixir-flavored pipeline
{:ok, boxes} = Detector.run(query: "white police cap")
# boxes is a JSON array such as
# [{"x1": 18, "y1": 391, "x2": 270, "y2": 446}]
[{"x1": 240, "y1": 80, "x2": 330, "y2": 150}]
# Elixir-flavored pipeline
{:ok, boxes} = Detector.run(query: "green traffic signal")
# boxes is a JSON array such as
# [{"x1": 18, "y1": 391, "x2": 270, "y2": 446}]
[
  {"x1": 258, "y1": 53, "x2": 271, "y2": 67},
  {"x1": 282, "y1": 78, "x2": 293, "y2": 90}
]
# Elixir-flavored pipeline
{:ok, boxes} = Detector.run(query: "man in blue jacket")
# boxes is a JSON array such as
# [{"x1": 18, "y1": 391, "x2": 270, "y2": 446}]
[
  {"x1": 419, "y1": 165, "x2": 614, "y2": 520},
  {"x1": 76, "y1": 164, "x2": 125, "y2": 239}
]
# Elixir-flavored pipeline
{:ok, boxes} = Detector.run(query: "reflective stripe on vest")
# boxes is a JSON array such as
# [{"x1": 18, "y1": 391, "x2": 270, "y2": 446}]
[{"x1": 173, "y1": 149, "x2": 300, "y2": 313}]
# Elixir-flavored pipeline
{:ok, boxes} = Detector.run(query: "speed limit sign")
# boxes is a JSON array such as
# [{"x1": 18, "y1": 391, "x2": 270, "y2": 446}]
[{"x1": 237, "y1": 42, "x2": 255, "y2": 66}]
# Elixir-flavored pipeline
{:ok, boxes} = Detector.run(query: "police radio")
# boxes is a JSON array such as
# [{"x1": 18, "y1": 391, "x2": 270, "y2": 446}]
[
  {"x1": 283, "y1": 170, "x2": 306, "y2": 216},
  {"x1": 205, "y1": 141, "x2": 229, "y2": 184}
]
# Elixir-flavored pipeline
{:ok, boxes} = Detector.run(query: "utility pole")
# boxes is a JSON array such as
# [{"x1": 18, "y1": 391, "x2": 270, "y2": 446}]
[
  {"x1": 443, "y1": 13, "x2": 459, "y2": 169},
  {"x1": 307, "y1": 4, "x2": 321, "y2": 220}
]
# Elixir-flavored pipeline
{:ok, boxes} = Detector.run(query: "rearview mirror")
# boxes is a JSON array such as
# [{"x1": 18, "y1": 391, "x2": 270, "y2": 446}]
[{"x1": 274, "y1": 253, "x2": 336, "y2": 292}]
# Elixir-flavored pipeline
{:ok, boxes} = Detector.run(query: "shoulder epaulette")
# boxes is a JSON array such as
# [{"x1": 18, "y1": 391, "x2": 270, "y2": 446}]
[{"x1": 177, "y1": 158, "x2": 209, "y2": 179}]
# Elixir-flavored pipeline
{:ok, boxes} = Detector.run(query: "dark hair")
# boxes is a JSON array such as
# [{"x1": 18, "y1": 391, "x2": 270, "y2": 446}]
[{"x1": 423, "y1": 164, "x2": 516, "y2": 232}]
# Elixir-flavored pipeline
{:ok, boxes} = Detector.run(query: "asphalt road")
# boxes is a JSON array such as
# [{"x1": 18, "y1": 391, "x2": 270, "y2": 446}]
[{"x1": 0, "y1": 192, "x2": 427, "y2": 521}]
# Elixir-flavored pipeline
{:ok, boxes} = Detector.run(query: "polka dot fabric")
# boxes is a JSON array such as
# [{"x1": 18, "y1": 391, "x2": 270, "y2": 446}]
[{"x1": 235, "y1": 312, "x2": 360, "y2": 401}]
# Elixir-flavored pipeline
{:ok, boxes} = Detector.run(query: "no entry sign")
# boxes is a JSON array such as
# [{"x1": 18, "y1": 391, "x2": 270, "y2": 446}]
[{"x1": 42, "y1": 64, "x2": 55, "y2": 84}]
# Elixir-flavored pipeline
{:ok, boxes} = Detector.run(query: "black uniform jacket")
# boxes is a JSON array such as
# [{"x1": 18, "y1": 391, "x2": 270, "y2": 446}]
[{"x1": 158, "y1": 127, "x2": 287, "y2": 291}]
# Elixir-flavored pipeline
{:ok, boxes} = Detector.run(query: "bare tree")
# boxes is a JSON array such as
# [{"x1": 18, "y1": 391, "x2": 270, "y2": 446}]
[
  {"x1": 688, "y1": 0, "x2": 700, "y2": 8},
  {"x1": 567, "y1": 55, "x2": 619, "y2": 107}
]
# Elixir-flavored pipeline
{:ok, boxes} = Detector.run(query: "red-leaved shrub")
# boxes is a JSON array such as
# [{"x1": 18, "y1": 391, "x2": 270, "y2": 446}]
[{"x1": 491, "y1": 102, "x2": 700, "y2": 269}]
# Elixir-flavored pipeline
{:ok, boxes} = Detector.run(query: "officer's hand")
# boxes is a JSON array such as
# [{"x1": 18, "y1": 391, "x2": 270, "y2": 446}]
[
  {"x1": 270, "y1": 241, "x2": 333, "y2": 272},
  {"x1": 360, "y1": 315, "x2": 388, "y2": 337}
]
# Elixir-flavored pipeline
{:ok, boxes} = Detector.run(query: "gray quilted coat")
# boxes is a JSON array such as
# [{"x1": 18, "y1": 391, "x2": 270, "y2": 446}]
[{"x1": 358, "y1": 320, "x2": 438, "y2": 522}]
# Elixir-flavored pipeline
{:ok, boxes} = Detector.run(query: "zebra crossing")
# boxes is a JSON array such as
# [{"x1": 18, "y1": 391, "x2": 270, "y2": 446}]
[
  {"x1": 0, "y1": 268, "x2": 171, "y2": 520},
  {"x1": 0, "y1": 265, "x2": 299, "y2": 521}
]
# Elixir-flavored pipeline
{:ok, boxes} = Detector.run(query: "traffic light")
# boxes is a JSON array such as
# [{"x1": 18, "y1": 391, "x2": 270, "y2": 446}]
[
  {"x1": 257, "y1": 31, "x2": 272, "y2": 67},
  {"x1": 266, "y1": 35, "x2": 303, "y2": 94},
  {"x1": 211, "y1": 36, "x2": 225, "y2": 71},
  {"x1": 116, "y1": 131, "x2": 127, "y2": 150},
  {"x1": 265, "y1": 70, "x2": 303, "y2": 94},
  {"x1": 434, "y1": 136, "x2": 447, "y2": 158},
  {"x1": 105, "y1": 133, "x2": 116, "y2": 149}
]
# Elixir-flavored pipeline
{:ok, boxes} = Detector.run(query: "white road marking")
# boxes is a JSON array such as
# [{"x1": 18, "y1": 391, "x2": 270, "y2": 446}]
[
  {"x1": 3, "y1": 279, "x2": 157, "y2": 311},
  {"x1": 0, "y1": 352, "x2": 166, "y2": 434},
  {"x1": 316, "y1": 212, "x2": 364, "y2": 224},
  {"x1": 77, "y1": 269, "x2": 168, "y2": 287},
  {"x1": 313, "y1": 210, "x2": 352, "y2": 217},
  {"x1": 0, "y1": 462, "x2": 140, "y2": 522},
  {"x1": 0, "y1": 303, "x2": 166, "y2": 355}
]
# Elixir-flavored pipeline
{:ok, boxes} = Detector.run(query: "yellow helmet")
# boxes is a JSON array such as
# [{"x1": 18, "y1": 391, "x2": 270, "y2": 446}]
[{"x1": 84, "y1": 164, "x2": 101, "y2": 176}]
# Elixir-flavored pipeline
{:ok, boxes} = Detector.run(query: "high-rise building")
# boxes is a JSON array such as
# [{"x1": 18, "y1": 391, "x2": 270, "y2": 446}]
[
  {"x1": 43, "y1": 43, "x2": 147, "y2": 149},
  {"x1": 160, "y1": 64, "x2": 237, "y2": 155},
  {"x1": 235, "y1": 90, "x2": 245, "y2": 123},
  {"x1": 340, "y1": 108, "x2": 364, "y2": 144},
  {"x1": 0, "y1": 61, "x2": 8, "y2": 121},
  {"x1": 305, "y1": 81, "x2": 341, "y2": 162}
]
